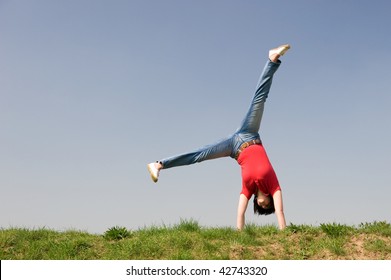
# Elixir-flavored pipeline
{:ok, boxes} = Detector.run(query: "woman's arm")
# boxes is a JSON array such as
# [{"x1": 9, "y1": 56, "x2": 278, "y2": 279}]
[
  {"x1": 273, "y1": 190, "x2": 286, "y2": 230},
  {"x1": 237, "y1": 194, "x2": 249, "y2": 230}
]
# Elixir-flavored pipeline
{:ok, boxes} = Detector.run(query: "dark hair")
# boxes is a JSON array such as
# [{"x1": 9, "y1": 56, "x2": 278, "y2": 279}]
[{"x1": 253, "y1": 195, "x2": 275, "y2": 216}]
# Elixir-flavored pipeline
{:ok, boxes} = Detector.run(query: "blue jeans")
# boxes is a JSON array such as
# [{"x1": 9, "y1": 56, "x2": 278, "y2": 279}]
[{"x1": 160, "y1": 59, "x2": 281, "y2": 169}]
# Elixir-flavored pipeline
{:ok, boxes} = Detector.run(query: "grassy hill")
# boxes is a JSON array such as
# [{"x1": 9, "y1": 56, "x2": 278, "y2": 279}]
[{"x1": 1, "y1": 220, "x2": 390, "y2": 260}]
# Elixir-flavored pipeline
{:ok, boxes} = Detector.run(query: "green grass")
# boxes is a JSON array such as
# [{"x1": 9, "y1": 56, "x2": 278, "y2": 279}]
[{"x1": 1, "y1": 220, "x2": 390, "y2": 260}]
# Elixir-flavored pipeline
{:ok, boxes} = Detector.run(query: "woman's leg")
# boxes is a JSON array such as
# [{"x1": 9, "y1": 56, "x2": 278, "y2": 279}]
[
  {"x1": 235, "y1": 60, "x2": 281, "y2": 135},
  {"x1": 160, "y1": 136, "x2": 233, "y2": 169},
  {"x1": 235, "y1": 44, "x2": 289, "y2": 135},
  {"x1": 147, "y1": 136, "x2": 234, "y2": 182}
]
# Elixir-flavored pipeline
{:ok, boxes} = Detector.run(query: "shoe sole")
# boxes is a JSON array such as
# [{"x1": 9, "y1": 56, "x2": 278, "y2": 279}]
[{"x1": 147, "y1": 164, "x2": 158, "y2": 183}]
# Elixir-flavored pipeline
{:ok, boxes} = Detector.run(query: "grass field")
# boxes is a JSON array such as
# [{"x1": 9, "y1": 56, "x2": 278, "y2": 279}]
[{"x1": 1, "y1": 220, "x2": 391, "y2": 260}]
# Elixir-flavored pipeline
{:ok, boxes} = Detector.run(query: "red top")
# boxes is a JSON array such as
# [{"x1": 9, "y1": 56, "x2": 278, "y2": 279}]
[{"x1": 237, "y1": 144, "x2": 281, "y2": 200}]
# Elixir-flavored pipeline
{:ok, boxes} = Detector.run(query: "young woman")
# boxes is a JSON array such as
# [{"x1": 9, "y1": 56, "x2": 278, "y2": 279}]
[{"x1": 147, "y1": 44, "x2": 290, "y2": 230}]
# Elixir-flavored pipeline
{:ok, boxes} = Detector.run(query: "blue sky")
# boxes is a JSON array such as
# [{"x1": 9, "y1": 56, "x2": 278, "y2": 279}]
[{"x1": 1, "y1": 0, "x2": 390, "y2": 234}]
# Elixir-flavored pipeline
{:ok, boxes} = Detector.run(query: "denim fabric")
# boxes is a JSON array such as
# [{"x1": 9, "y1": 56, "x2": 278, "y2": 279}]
[{"x1": 160, "y1": 59, "x2": 281, "y2": 169}]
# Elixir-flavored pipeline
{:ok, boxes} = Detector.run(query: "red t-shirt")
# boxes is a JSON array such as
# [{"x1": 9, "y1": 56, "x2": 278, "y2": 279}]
[{"x1": 237, "y1": 144, "x2": 281, "y2": 200}]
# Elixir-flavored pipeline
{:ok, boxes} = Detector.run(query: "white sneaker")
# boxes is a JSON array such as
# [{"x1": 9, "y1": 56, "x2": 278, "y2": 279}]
[
  {"x1": 147, "y1": 162, "x2": 159, "y2": 183},
  {"x1": 269, "y1": 44, "x2": 291, "y2": 58}
]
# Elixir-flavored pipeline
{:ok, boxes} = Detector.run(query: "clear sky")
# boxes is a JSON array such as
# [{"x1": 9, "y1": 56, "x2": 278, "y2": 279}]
[{"x1": 1, "y1": 0, "x2": 390, "y2": 234}]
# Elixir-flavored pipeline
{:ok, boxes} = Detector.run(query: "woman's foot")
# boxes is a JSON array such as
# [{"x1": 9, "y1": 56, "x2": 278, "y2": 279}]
[
  {"x1": 269, "y1": 44, "x2": 290, "y2": 62},
  {"x1": 147, "y1": 162, "x2": 162, "y2": 183}
]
